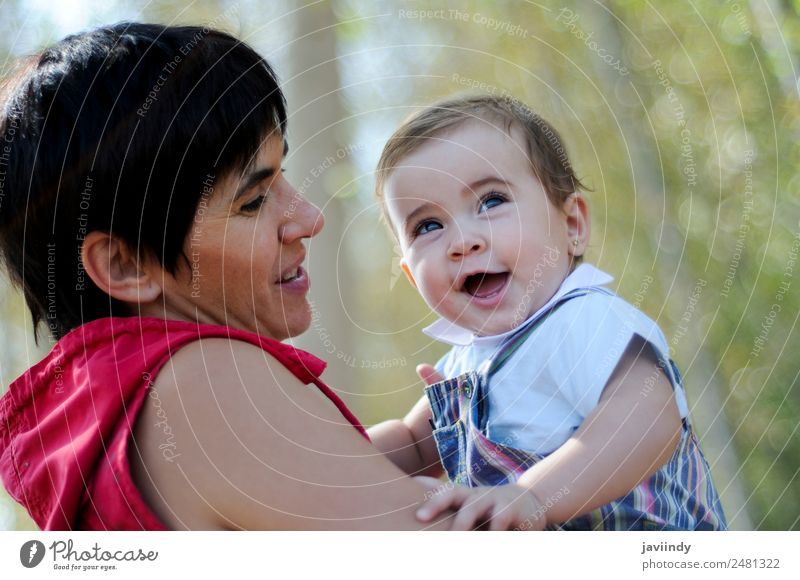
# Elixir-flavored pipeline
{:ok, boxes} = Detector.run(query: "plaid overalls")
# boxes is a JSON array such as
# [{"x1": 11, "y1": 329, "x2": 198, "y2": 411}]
[{"x1": 425, "y1": 288, "x2": 727, "y2": 530}]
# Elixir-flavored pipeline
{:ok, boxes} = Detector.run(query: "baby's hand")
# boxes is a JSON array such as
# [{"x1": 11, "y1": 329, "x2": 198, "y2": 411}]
[
  {"x1": 413, "y1": 475, "x2": 447, "y2": 495},
  {"x1": 416, "y1": 363, "x2": 443, "y2": 386},
  {"x1": 416, "y1": 484, "x2": 548, "y2": 531}
]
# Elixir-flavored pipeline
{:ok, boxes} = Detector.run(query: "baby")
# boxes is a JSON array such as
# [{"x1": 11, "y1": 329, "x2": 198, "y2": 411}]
[{"x1": 368, "y1": 94, "x2": 726, "y2": 530}]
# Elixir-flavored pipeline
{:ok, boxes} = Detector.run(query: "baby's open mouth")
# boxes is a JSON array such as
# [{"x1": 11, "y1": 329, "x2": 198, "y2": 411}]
[{"x1": 462, "y1": 271, "x2": 510, "y2": 298}]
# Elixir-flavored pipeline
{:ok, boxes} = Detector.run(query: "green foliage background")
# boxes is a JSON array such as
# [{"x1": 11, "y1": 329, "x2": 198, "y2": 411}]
[
  {"x1": 1, "y1": 0, "x2": 798, "y2": 530},
  {"x1": 333, "y1": 0, "x2": 800, "y2": 531}
]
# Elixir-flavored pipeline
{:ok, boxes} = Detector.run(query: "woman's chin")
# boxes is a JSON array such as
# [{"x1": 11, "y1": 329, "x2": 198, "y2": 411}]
[
  {"x1": 262, "y1": 301, "x2": 313, "y2": 341},
  {"x1": 291, "y1": 303, "x2": 314, "y2": 338}
]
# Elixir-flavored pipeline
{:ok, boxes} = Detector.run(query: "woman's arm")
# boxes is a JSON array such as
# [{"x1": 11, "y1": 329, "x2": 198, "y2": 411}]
[
  {"x1": 368, "y1": 395, "x2": 444, "y2": 478},
  {"x1": 130, "y1": 338, "x2": 452, "y2": 530},
  {"x1": 417, "y1": 336, "x2": 682, "y2": 530}
]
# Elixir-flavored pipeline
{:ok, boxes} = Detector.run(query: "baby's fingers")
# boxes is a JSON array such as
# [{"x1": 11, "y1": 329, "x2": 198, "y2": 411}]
[
  {"x1": 416, "y1": 364, "x2": 444, "y2": 386},
  {"x1": 416, "y1": 488, "x2": 469, "y2": 522},
  {"x1": 414, "y1": 475, "x2": 446, "y2": 493},
  {"x1": 488, "y1": 507, "x2": 519, "y2": 531},
  {"x1": 451, "y1": 496, "x2": 495, "y2": 531}
]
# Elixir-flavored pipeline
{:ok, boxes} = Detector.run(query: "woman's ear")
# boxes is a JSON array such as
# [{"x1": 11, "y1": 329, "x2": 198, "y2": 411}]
[
  {"x1": 80, "y1": 231, "x2": 163, "y2": 304},
  {"x1": 400, "y1": 260, "x2": 417, "y2": 288},
  {"x1": 563, "y1": 193, "x2": 589, "y2": 258}
]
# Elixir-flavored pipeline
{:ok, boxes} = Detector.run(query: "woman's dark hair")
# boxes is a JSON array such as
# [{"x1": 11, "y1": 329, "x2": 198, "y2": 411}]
[{"x1": 0, "y1": 22, "x2": 287, "y2": 341}]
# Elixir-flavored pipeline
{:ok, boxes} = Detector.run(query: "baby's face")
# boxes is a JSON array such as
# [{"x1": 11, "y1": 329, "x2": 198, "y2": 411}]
[{"x1": 384, "y1": 121, "x2": 583, "y2": 336}]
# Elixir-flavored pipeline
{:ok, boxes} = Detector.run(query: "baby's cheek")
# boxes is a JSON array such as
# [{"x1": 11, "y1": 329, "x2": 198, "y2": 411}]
[
  {"x1": 415, "y1": 274, "x2": 437, "y2": 301},
  {"x1": 416, "y1": 269, "x2": 446, "y2": 303}
]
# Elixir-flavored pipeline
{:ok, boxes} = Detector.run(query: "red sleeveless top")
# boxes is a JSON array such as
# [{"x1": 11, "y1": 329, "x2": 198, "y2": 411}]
[{"x1": 0, "y1": 317, "x2": 367, "y2": 530}]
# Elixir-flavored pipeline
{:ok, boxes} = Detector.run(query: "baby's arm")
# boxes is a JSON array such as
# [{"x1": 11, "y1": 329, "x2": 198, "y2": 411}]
[
  {"x1": 417, "y1": 336, "x2": 681, "y2": 530},
  {"x1": 368, "y1": 366, "x2": 444, "y2": 477}
]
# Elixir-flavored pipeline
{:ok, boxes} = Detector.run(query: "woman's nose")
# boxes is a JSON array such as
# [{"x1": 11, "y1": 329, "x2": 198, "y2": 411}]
[
  {"x1": 279, "y1": 188, "x2": 324, "y2": 243},
  {"x1": 447, "y1": 230, "x2": 486, "y2": 260}
]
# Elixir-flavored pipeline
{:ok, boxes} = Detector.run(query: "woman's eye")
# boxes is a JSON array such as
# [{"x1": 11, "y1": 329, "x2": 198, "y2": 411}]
[
  {"x1": 414, "y1": 220, "x2": 443, "y2": 237},
  {"x1": 479, "y1": 193, "x2": 506, "y2": 212},
  {"x1": 241, "y1": 194, "x2": 267, "y2": 213}
]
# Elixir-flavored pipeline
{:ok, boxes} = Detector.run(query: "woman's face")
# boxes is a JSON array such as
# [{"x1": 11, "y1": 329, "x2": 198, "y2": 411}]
[{"x1": 157, "y1": 133, "x2": 324, "y2": 340}]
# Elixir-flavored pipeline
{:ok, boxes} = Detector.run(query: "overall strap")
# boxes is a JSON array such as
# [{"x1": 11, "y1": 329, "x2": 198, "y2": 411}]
[{"x1": 484, "y1": 287, "x2": 612, "y2": 378}]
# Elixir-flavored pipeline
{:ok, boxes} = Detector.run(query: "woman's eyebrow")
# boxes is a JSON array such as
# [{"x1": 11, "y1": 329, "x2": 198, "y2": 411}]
[
  {"x1": 234, "y1": 167, "x2": 277, "y2": 201},
  {"x1": 232, "y1": 138, "x2": 288, "y2": 201}
]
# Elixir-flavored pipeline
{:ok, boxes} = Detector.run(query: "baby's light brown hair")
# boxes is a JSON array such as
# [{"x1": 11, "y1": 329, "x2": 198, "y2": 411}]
[{"x1": 375, "y1": 93, "x2": 587, "y2": 242}]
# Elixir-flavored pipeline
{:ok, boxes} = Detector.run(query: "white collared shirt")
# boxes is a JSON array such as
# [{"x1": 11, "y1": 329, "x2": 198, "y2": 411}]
[{"x1": 424, "y1": 263, "x2": 689, "y2": 455}]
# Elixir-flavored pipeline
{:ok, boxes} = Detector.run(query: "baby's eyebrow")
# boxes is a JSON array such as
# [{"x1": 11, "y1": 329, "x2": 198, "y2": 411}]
[
  {"x1": 462, "y1": 176, "x2": 512, "y2": 194},
  {"x1": 403, "y1": 201, "x2": 437, "y2": 234}
]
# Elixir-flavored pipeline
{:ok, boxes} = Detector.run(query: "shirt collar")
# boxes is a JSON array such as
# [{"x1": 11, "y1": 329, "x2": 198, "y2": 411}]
[{"x1": 422, "y1": 263, "x2": 615, "y2": 347}]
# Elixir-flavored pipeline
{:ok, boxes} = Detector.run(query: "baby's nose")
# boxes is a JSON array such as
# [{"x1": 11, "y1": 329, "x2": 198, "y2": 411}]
[{"x1": 447, "y1": 234, "x2": 486, "y2": 259}]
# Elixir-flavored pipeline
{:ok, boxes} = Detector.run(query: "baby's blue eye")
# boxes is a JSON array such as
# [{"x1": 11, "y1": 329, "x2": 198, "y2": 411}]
[
  {"x1": 414, "y1": 220, "x2": 443, "y2": 237},
  {"x1": 479, "y1": 193, "x2": 506, "y2": 212}
]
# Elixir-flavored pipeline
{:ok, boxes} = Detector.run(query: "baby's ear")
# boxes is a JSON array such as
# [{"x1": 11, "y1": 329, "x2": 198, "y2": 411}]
[
  {"x1": 81, "y1": 231, "x2": 163, "y2": 305},
  {"x1": 563, "y1": 193, "x2": 589, "y2": 257},
  {"x1": 400, "y1": 260, "x2": 417, "y2": 288}
]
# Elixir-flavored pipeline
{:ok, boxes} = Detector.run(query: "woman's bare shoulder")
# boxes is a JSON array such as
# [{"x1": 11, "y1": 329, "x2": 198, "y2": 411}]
[
  {"x1": 130, "y1": 337, "x2": 321, "y2": 528},
  {"x1": 130, "y1": 337, "x2": 444, "y2": 530}
]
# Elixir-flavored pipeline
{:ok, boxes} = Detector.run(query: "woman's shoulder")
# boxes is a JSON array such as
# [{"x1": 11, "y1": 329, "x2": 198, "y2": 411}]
[
  {"x1": 131, "y1": 334, "x2": 394, "y2": 530},
  {"x1": 152, "y1": 334, "x2": 308, "y2": 391},
  {"x1": 130, "y1": 336, "x2": 318, "y2": 528}
]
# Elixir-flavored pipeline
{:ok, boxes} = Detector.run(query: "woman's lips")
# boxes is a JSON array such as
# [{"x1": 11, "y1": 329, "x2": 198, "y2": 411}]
[{"x1": 276, "y1": 265, "x2": 309, "y2": 293}]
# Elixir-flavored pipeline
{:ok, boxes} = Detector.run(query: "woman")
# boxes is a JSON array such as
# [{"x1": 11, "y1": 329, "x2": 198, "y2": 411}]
[{"x1": 0, "y1": 22, "x2": 446, "y2": 530}]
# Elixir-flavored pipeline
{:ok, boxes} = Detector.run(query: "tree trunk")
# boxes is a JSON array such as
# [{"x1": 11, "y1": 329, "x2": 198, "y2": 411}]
[{"x1": 281, "y1": 1, "x2": 359, "y2": 409}]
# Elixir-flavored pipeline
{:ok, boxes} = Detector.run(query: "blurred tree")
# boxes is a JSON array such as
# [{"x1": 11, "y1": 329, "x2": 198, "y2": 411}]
[{"x1": 277, "y1": 0, "x2": 361, "y2": 406}]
